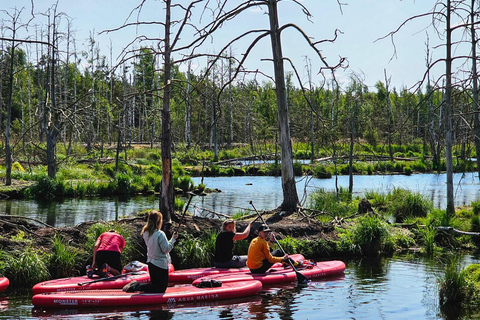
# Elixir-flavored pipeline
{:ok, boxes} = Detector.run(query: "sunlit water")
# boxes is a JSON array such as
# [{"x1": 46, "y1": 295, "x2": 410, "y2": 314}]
[
  {"x1": 0, "y1": 255, "x2": 477, "y2": 320},
  {"x1": 1, "y1": 172, "x2": 478, "y2": 227}
]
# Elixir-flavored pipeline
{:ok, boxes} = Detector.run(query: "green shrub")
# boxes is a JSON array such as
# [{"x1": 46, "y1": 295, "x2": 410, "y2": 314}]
[
  {"x1": 175, "y1": 197, "x2": 185, "y2": 212},
  {"x1": 116, "y1": 173, "x2": 133, "y2": 195},
  {"x1": 472, "y1": 201, "x2": 480, "y2": 216},
  {"x1": 351, "y1": 215, "x2": 392, "y2": 255},
  {"x1": 310, "y1": 189, "x2": 355, "y2": 217},
  {"x1": 26, "y1": 176, "x2": 57, "y2": 201},
  {"x1": 293, "y1": 162, "x2": 303, "y2": 176},
  {"x1": 313, "y1": 165, "x2": 332, "y2": 179},
  {"x1": 387, "y1": 188, "x2": 432, "y2": 222}
]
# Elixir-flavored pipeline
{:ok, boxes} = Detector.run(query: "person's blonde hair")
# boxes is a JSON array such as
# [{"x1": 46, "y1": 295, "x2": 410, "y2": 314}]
[
  {"x1": 221, "y1": 219, "x2": 235, "y2": 232},
  {"x1": 142, "y1": 210, "x2": 163, "y2": 236}
]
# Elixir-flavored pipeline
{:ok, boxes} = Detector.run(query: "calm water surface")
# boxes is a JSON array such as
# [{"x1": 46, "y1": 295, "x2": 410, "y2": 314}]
[
  {"x1": 1, "y1": 173, "x2": 479, "y2": 227},
  {"x1": 0, "y1": 254, "x2": 476, "y2": 320}
]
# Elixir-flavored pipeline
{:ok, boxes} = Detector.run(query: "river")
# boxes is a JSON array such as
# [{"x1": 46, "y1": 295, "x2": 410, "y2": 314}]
[
  {"x1": 1, "y1": 172, "x2": 478, "y2": 227},
  {"x1": 1, "y1": 254, "x2": 477, "y2": 319}
]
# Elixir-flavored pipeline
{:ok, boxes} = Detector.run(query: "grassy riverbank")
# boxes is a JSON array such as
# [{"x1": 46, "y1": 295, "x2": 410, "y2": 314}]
[{"x1": 0, "y1": 141, "x2": 477, "y2": 201}]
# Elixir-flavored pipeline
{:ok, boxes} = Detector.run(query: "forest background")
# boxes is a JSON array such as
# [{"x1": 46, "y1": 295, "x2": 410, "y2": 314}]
[{"x1": 0, "y1": 1, "x2": 479, "y2": 219}]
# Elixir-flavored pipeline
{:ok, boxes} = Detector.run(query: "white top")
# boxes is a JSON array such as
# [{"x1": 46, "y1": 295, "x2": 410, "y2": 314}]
[{"x1": 143, "y1": 229, "x2": 176, "y2": 269}]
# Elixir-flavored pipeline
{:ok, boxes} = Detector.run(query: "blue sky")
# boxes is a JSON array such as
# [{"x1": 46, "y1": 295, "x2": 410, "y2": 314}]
[{"x1": 3, "y1": 1, "x2": 448, "y2": 91}]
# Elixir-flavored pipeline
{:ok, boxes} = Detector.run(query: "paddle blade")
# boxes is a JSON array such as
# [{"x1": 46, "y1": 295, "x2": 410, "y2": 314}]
[{"x1": 296, "y1": 271, "x2": 309, "y2": 285}]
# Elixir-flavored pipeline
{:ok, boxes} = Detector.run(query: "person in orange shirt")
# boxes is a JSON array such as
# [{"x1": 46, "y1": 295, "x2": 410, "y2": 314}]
[
  {"x1": 87, "y1": 229, "x2": 126, "y2": 278},
  {"x1": 246, "y1": 224, "x2": 289, "y2": 274}
]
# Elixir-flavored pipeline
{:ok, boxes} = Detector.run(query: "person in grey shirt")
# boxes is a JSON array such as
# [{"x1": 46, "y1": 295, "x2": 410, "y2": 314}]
[{"x1": 123, "y1": 210, "x2": 178, "y2": 293}]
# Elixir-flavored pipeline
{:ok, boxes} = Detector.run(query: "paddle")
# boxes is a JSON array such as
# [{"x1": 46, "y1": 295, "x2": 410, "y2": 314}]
[
  {"x1": 77, "y1": 271, "x2": 147, "y2": 286},
  {"x1": 249, "y1": 201, "x2": 309, "y2": 285},
  {"x1": 175, "y1": 192, "x2": 195, "y2": 234}
]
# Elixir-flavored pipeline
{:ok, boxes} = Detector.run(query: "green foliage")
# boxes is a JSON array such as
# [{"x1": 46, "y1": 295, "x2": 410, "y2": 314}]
[
  {"x1": 172, "y1": 230, "x2": 218, "y2": 269},
  {"x1": 418, "y1": 226, "x2": 437, "y2": 254},
  {"x1": 230, "y1": 210, "x2": 251, "y2": 220},
  {"x1": 313, "y1": 165, "x2": 332, "y2": 179},
  {"x1": 173, "y1": 175, "x2": 193, "y2": 193},
  {"x1": 3, "y1": 247, "x2": 50, "y2": 288},
  {"x1": 427, "y1": 209, "x2": 451, "y2": 227},
  {"x1": 352, "y1": 215, "x2": 393, "y2": 255},
  {"x1": 25, "y1": 176, "x2": 57, "y2": 201},
  {"x1": 47, "y1": 234, "x2": 80, "y2": 279},
  {"x1": 174, "y1": 197, "x2": 185, "y2": 212},
  {"x1": 472, "y1": 201, "x2": 480, "y2": 216},
  {"x1": 386, "y1": 188, "x2": 432, "y2": 222},
  {"x1": 337, "y1": 215, "x2": 392, "y2": 255},
  {"x1": 310, "y1": 188, "x2": 355, "y2": 217},
  {"x1": 439, "y1": 255, "x2": 472, "y2": 306}
]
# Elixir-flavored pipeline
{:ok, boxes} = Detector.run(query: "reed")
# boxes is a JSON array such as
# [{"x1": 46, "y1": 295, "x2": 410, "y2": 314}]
[
  {"x1": 47, "y1": 234, "x2": 81, "y2": 279},
  {"x1": 439, "y1": 255, "x2": 471, "y2": 306},
  {"x1": 4, "y1": 247, "x2": 50, "y2": 288},
  {"x1": 172, "y1": 230, "x2": 218, "y2": 269},
  {"x1": 419, "y1": 225, "x2": 437, "y2": 255}
]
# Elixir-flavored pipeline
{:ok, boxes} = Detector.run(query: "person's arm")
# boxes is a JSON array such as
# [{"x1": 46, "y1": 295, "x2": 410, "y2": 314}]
[
  {"x1": 158, "y1": 231, "x2": 176, "y2": 254},
  {"x1": 263, "y1": 240, "x2": 284, "y2": 264},
  {"x1": 233, "y1": 221, "x2": 254, "y2": 241}
]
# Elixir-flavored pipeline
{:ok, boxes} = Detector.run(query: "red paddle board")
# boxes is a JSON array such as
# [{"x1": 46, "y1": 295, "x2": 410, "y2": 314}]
[
  {"x1": 192, "y1": 260, "x2": 346, "y2": 285},
  {"x1": 32, "y1": 280, "x2": 263, "y2": 308},
  {"x1": 168, "y1": 253, "x2": 304, "y2": 283},
  {"x1": 0, "y1": 277, "x2": 9, "y2": 292}
]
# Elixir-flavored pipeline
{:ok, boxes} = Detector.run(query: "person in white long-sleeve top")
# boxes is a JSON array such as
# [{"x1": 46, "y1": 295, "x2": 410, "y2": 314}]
[{"x1": 123, "y1": 210, "x2": 178, "y2": 293}]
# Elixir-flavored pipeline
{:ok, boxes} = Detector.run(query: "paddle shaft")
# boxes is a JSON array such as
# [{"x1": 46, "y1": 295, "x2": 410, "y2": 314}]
[
  {"x1": 249, "y1": 201, "x2": 308, "y2": 284},
  {"x1": 77, "y1": 271, "x2": 145, "y2": 286},
  {"x1": 175, "y1": 192, "x2": 195, "y2": 233}
]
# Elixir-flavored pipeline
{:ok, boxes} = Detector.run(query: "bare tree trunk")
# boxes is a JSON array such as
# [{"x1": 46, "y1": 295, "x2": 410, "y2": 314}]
[
  {"x1": 471, "y1": 0, "x2": 480, "y2": 180},
  {"x1": 5, "y1": 25, "x2": 16, "y2": 186},
  {"x1": 267, "y1": 0, "x2": 299, "y2": 211},
  {"x1": 445, "y1": 0, "x2": 455, "y2": 216},
  {"x1": 185, "y1": 60, "x2": 192, "y2": 148},
  {"x1": 385, "y1": 69, "x2": 394, "y2": 161},
  {"x1": 349, "y1": 100, "x2": 359, "y2": 194},
  {"x1": 159, "y1": 0, "x2": 175, "y2": 223},
  {"x1": 46, "y1": 7, "x2": 59, "y2": 179},
  {"x1": 228, "y1": 47, "x2": 233, "y2": 147}
]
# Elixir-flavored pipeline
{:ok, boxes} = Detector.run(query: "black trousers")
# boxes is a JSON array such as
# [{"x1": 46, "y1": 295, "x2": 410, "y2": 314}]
[{"x1": 137, "y1": 262, "x2": 169, "y2": 293}]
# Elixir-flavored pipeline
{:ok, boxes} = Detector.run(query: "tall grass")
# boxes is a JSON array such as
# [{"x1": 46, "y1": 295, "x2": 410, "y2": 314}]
[
  {"x1": 419, "y1": 226, "x2": 437, "y2": 254},
  {"x1": 337, "y1": 215, "x2": 392, "y2": 255},
  {"x1": 47, "y1": 234, "x2": 81, "y2": 279},
  {"x1": 309, "y1": 188, "x2": 356, "y2": 217},
  {"x1": 3, "y1": 247, "x2": 50, "y2": 288},
  {"x1": 439, "y1": 255, "x2": 471, "y2": 306},
  {"x1": 172, "y1": 230, "x2": 218, "y2": 269}
]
